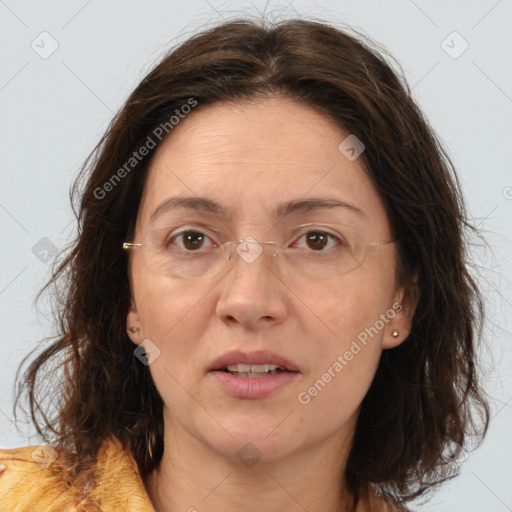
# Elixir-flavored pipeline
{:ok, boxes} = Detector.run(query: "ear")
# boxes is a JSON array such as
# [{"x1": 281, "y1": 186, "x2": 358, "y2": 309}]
[
  {"x1": 383, "y1": 273, "x2": 419, "y2": 349},
  {"x1": 126, "y1": 296, "x2": 143, "y2": 346}
]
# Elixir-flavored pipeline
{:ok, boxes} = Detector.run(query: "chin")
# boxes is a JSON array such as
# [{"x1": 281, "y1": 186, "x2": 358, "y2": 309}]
[
  {"x1": 216, "y1": 436, "x2": 300, "y2": 466},
  {"x1": 201, "y1": 416, "x2": 304, "y2": 464}
]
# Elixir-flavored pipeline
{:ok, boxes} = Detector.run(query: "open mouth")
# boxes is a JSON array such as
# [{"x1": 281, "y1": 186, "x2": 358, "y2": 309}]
[
  {"x1": 221, "y1": 363, "x2": 291, "y2": 378},
  {"x1": 210, "y1": 359, "x2": 300, "y2": 398}
]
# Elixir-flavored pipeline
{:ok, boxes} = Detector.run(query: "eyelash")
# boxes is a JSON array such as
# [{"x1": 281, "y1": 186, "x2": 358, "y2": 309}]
[{"x1": 165, "y1": 227, "x2": 347, "y2": 252}]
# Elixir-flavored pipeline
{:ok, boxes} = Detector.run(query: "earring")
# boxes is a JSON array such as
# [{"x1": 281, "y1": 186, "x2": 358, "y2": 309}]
[
  {"x1": 391, "y1": 330, "x2": 399, "y2": 338},
  {"x1": 128, "y1": 327, "x2": 140, "y2": 334}
]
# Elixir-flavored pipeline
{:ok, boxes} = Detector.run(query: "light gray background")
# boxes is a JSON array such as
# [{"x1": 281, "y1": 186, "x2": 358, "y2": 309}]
[{"x1": 1, "y1": 1, "x2": 511, "y2": 510}]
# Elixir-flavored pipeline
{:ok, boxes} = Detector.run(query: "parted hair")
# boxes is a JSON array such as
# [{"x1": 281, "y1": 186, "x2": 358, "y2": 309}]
[{"x1": 16, "y1": 17, "x2": 489, "y2": 507}]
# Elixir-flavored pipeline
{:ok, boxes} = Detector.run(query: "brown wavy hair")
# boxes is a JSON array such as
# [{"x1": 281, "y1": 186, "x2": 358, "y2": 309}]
[{"x1": 15, "y1": 17, "x2": 490, "y2": 507}]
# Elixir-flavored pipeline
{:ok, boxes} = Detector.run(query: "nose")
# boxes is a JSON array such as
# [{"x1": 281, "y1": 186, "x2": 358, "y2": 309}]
[{"x1": 214, "y1": 239, "x2": 288, "y2": 329}]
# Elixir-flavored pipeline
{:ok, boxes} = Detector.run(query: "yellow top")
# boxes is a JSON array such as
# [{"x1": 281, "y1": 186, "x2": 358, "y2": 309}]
[{"x1": 0, "y1": 436, "x2": 399, "y2": 511}]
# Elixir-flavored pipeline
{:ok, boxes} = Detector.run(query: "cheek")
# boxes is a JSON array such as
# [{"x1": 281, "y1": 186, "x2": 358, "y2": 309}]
[
  {"x1": 132, "y1": 257, "x2": 204, "y2": 335},
  {"x1": 307, "y1": 272, "x2": 391, "y2": 347},
  {"x1": 131, "y1": 264, "x2": 211, "y2": 383},
  {"x1": 296, "y1": 271, "x2": 393, "y2": 409},
  {"x1": 132, "y1": 274, "x2": 211, "y2": 415}
]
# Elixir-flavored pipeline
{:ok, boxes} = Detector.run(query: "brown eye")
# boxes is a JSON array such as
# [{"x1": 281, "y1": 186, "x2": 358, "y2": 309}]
[
  {"x1": 305, "y1": 231, "x2": 329, "y2": 250},
  {"x1": 296, "y1": 230, "x2": 342, "y2": 252},
  {"x1": 182, "y1": 231, "x2": 206, "y2": 251},
  {"x1": 169, "y1": 230, "x2": 214, "y2": 251}
]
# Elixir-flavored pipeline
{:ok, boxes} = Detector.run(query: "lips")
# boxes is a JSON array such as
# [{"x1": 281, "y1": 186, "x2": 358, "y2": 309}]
[{"x1": 209, "y1": 350, "x2": 300, "y2": 373}]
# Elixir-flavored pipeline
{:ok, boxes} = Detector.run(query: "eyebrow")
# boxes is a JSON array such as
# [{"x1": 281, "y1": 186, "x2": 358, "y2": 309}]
[{"x1": 149, "y1": 195, "x2": 364, "y2": 223}]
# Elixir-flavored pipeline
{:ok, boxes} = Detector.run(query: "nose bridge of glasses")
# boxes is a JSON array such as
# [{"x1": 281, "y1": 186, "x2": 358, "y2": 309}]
[{"x1": 227, "y1": 237, "x2": 278, "y2": 267}]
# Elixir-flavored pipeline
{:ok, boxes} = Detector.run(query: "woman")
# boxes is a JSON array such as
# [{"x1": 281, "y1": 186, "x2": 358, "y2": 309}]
[{"x1": 0, "y1": 18, "x2": 489, "y2": 512}]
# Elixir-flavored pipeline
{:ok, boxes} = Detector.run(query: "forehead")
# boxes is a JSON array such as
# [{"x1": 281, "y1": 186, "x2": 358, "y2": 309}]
[{"x1": 137, "y1": 97, "x2": 390, "y2": 233}]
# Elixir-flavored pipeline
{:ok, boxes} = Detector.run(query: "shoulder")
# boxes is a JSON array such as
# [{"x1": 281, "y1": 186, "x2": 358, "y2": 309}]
[
  {"x1": 0, "y1": 443, "x2": 78, "y2": 511},
  {"x1": 0, "y1": 437, "x2": 155, "y2": 511}
]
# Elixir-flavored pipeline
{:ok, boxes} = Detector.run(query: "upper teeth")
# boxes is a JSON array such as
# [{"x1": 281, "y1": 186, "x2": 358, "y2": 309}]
[{"x1": 225, "y1": 364, "x2": 284, "y2": 373}]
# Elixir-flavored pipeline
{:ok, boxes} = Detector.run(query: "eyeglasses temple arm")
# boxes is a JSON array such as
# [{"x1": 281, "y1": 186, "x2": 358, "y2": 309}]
[{"x1": 122, "y1": 242, "x2": 142, "y2": 250}]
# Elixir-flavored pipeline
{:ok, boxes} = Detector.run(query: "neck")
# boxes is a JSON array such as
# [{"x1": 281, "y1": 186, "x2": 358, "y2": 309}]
[{"x1": 144, "y1": 413, "x2": 357, "y2": 512}]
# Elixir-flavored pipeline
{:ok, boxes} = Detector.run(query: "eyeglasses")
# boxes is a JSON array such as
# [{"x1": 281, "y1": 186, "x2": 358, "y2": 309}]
[{"x1": 122, "y1": 222, "x2": 396, "y2": 280}]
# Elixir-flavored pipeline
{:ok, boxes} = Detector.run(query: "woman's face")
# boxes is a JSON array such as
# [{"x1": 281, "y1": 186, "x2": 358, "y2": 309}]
[{"x1": 127, "y1": 97, "x2": 414, "y2": 462}]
